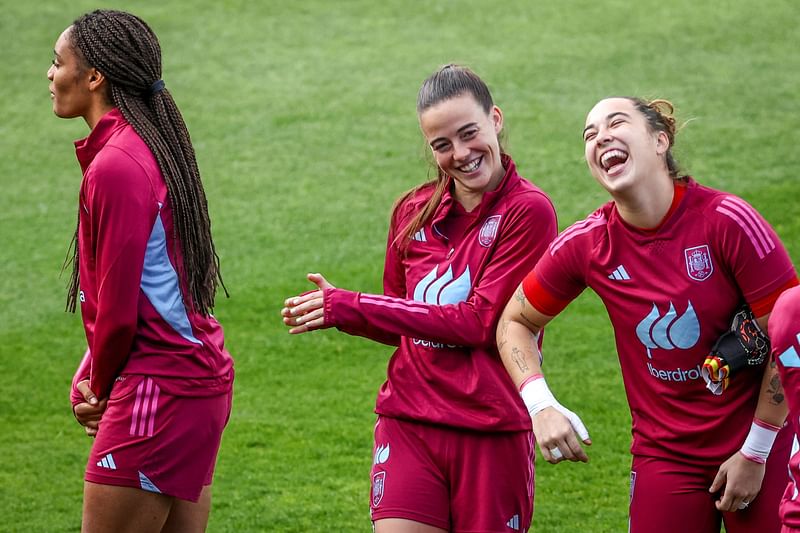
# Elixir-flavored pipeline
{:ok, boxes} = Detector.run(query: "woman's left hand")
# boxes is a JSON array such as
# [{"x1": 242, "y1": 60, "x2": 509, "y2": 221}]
[
  {"x1": 281, "y1": 273, "x2": 335, "y2": 334},
  {"x1": 708, "y1": 451, "x2": 766, "y2": 512}
]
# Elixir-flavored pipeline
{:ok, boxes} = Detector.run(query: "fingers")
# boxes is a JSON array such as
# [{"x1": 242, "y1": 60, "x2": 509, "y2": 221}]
[
  {"x1": 282, "y1": 291, "x2": 325, "y2": 334},
  {"x1": 74, "y1": 398, "x2": 108, "y2": 427},
  {"x1": 710, "y1": 476, "x2": 755, "y2": 512},
  {"x1": 532, "y1": 408, "x2": 590, "y2": 464},
  {"x1": 715, "y1": 492, "x2": 749, "y2": 513},
  {"x1": 76, "y1": 379, "x2": 98, "y2": 406},
  {"x1": 288, "y1": 314, "x2": 325, "y2": 334},
  {"x1": 282, "y1": 290, "x2": 323, "y2": 313},
  {"x1": 307, "y1": 272, "x2": 334, "y2": 290},
  {"x1": 539, "y1": 435, "x2": 587, "y2": 464},
  {"x1": 562, "y1": 407, "x2": 592, "y2": 445},
  {"x1": 708, "y1": 470, "x2": 725, "y2": 495},
  {"x1": 540, "y1": 444, "x2": 562, "y2": 463}
]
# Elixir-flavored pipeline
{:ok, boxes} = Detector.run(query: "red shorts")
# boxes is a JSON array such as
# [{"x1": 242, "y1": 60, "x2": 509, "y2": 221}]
[
  {"x1": 628, "y1": 426, "x2": 791, "y2": 533},
  {"x1": 85, "y1": 374, "x2": 233, "y2": 502},
  {"x1": 369, "y1": 416, "x2": 534, "y2": 532}
]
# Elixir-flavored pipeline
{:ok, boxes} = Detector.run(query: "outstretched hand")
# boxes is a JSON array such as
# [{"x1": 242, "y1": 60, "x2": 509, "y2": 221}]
[
  {"x1": 73, "y1": 380, "x2": 107, "y2": 437},
  {"x1": 281, "y1": 273, "x2": 335, "y2": 334}
]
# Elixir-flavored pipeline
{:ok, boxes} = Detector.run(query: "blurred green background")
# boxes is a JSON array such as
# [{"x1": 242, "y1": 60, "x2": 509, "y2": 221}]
[{"x1": 1, "y1": 0, "x2": 797, "y2": 530}]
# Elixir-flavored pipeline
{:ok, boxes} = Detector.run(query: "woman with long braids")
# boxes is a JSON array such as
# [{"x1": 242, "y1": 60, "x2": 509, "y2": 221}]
[{"x1": 48, "y1": 10, "x2": 233, "y2": 532}]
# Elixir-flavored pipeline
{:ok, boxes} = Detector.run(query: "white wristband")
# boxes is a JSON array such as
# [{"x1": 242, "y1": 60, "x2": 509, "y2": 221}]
[
  {"x1": 740, "y1": 419, "x2": 781, "y2": 464},
  {"x1": 519, "y1": 375, "x2": 557, "y2": 416},
  {"x1": 519, "y1": 376, "x2": 590, "y2": 442}
]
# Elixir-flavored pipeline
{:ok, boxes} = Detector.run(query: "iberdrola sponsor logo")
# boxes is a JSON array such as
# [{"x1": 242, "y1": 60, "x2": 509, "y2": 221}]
[{"x1": 646, "y1": 361, "x2": 703, "y2": 382}]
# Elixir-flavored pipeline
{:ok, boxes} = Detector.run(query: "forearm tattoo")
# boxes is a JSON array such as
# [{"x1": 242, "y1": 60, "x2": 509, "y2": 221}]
[
  {"x1": 767, "y1": 360, "x2": 785, "y2": 406},
  {"x1": 497, "y1": 319, "x2": 509, "y2": 352},
  {"x1": 511, "y1": 346, "x2": 529, "y2": 373}
]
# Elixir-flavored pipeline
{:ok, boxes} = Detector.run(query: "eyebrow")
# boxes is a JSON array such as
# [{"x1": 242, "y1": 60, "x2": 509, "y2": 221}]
[
  {"x1": 582, "y1": 112, "x2": 632, "y2": 136},
  {"x1": 429, "y1": 122, "x2": 478, "y2": 146}
]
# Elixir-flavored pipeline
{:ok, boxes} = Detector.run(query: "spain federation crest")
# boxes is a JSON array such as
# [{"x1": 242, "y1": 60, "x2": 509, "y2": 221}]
[
  {"x1": 372, "y1": 471, "x2": 386, "y2": 507},
  {"x1": 478, "y1": 215, "x2": 502, "y2": 247},
  {"x1": 685, "y1": 245, "x2": 714, "y2": 281}
]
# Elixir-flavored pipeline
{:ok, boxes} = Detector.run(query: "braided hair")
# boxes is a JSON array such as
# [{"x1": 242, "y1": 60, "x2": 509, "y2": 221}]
[{"x1": 64, "y1": 9, "x2": 226, "y2": 315}]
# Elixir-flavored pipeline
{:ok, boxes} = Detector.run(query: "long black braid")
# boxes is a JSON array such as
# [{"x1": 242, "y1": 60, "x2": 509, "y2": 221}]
[{"x1": 64, "y1": 9, "x2": 226, "y2": 315}]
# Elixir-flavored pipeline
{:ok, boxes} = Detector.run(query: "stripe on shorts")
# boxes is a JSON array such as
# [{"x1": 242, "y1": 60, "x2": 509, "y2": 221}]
[{"x1": 130, "y1": 377, "x2": 160, "y2": 437}]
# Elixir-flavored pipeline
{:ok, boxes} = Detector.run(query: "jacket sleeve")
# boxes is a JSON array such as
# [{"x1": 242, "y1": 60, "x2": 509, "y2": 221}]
[
  {"x1": 70, "y1": 347, "x2": 92, "y2": 407},
  {"x1": 86, "y1": 149, "x2": 157, "y2": 399},
  {"x1": 325, "y1": 193, "x2": 557, "y2": 348}
]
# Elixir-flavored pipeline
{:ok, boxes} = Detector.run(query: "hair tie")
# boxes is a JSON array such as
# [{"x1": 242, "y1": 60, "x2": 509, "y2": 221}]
[{"x1": 148, "y1": 79, "x2": 166, "y2": 95}]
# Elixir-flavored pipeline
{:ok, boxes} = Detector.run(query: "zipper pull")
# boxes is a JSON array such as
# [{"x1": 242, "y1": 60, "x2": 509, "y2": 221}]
[{"x1": 447, "y1": 247, "x2": 455, "y2": 259}]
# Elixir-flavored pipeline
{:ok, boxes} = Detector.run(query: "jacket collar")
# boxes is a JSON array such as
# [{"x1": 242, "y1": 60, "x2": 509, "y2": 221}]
[
  {"x1": 431, "y1": 154, "x2": 518, "y2": 228},
  {"x1": 74, "y1": 108, "x2": 127, "y2": 173}
]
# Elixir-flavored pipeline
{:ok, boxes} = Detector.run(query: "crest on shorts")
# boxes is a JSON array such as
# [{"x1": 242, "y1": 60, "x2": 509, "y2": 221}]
[
  {"x1": 478, "y1": 215, "x2": 502, "y2": 247},
  {"x1": 684, "y1": 245, "x2": 713, "y2": 281},
  {"x1": 372, "y1": 471, "x2": 386, "y2": 507}
]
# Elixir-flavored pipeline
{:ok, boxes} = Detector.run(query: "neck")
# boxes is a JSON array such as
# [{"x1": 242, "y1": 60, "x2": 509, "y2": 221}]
[
  {"x1": 453, "y1": 164, "x2": 506, "y2": 212},
  {"x1": 84, "y1": 102, "x2": 115, "y2": 130},
  {"x1": 613, "y1": 174, "x2": 675, "y2": 229}
]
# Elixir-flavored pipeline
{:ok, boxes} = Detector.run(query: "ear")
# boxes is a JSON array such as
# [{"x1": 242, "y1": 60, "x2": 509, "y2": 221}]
[
  {"x1": 491, "y1": 105, "x2": 503, "y2": 134},
  {"x1": 655, "y1": 130, "x2": 670, "y2": 156},
  {"x1": 86, "y1": 68, "x2": 106, "y2": 93}
]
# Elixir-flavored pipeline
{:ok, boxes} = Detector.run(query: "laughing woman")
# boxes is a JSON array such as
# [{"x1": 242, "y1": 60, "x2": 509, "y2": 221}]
[{"x1": 497, "y1": 97, "x2": 797, "y2": 533}]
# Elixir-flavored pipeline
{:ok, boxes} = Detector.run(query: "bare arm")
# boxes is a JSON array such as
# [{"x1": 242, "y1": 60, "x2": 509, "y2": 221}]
[
  {"x1": 497, "y1": 285, "x2": 591, "y2": 463},
  {"x1": 709, "y1": 313, "x2": 787, "y2": 512},
  {"x1": 754, "y1": 314, "x2": 788, "y2": 425}
]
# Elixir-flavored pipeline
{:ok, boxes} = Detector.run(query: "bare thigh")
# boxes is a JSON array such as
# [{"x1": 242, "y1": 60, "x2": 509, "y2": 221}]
[
  {"x1": 161, "y1": 485, "x2": 212, "y2": 533},
  {"x1": 83, "y1": 482, "x2": 213, "y2": 533},
  {"x1": 375, "y1": 518, "x2": 448, "y2": 533},
  {"x1": 82, "y1": 482, "x2": 172, "y2": 533}
]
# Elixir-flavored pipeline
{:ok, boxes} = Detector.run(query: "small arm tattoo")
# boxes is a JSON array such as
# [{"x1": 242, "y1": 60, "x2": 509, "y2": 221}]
[
  {"x1": 511, "y1": 346, "x2": 529, "y2": 373},
  {"x1": 497, "y1": 319, "x2": 509, "y2": 352},
  {"x1": 767, "y1": 360, "x2": 785, "y2": 406},
  {"x1": 514, "y1": 286, "x2": 526, "y2": 305}
]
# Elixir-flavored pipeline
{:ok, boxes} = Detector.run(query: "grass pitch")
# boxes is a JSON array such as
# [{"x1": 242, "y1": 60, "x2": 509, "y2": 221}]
[{"x1": 1, "y1": 0, "x2": 797, "y2": 531}]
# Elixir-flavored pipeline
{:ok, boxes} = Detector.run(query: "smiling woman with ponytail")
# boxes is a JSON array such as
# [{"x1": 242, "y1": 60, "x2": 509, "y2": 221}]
[{"x1": 48, "y1": 10, "x2": 233, "y2": 532}]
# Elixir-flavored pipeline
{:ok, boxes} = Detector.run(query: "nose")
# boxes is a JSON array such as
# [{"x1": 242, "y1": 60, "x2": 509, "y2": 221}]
[
  {"x1": 596, "y1": 126, "x2": 613, "y2": 146},
  {"x1": 47, "y1": 64, "x2": 54, "y2": 80},
  {"x1": 452, "y1": 140, "x2": 470, "y2": 161}
]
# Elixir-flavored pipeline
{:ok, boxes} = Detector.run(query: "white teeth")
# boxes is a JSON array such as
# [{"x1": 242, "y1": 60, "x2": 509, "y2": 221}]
[
  {"x1": 601, "y1": 150, "x2": 624, "y2": 165},
  {"x1": 601, "y1": 149, "x2": 627, "y2": 169},
  {"x1": 459, "y1": 158, "x2": 481, "y2": 172}
]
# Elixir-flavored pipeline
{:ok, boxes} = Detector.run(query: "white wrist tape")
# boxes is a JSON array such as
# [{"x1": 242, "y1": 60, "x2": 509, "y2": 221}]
[
  {"x1": 519, "y1": 375, "x2": 590, "y2": 441},
  {"x1": 740, "y1": 419, "x2": 781, "y2": 464}
]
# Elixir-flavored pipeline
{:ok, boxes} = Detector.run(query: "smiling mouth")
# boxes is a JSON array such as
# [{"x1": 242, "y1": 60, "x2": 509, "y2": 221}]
[
  {"x1": 458, "y1": 156, "x2": 482, "y2": 173},
  {"x1": 600, "y1": 149, "x2": 628, "y2": 172}
]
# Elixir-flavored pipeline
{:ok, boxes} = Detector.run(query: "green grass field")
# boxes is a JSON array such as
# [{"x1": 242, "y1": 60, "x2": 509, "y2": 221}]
[{"x1": 1, "y1": 0, "x2": 798, "y2": 531}]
